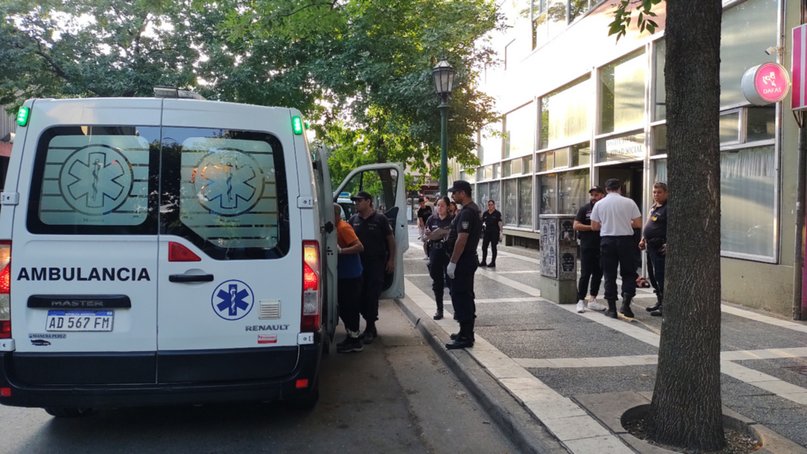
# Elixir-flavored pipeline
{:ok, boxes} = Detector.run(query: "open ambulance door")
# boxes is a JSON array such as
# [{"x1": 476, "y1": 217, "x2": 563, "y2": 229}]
[
  {"x1": 334, "y1": 163, "x2": 408, "y2": 299},
  {"x1": 311, "y1": 145, "x2": 338, "y2": 342}
]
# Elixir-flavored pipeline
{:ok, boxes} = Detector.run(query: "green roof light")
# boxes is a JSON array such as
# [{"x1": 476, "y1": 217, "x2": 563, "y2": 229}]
[
  {"x1": 292, "y1": 116, "x2": 304, "y2": 135},
  {"x1": 16, "y1": 106, "x2": 30, "y2": 127}
]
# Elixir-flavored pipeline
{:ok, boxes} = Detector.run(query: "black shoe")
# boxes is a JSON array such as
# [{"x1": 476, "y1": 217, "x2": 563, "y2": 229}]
[
  {"x1": 445, "y1": 336, "x2": 474, "y2": 349},
  {"x1": 605, "y1": 310, "x2": 618, "y2": 319},
  {"x1": 478, "y1": 261, "x2": 487, "y2": 267},
  {"x1": 620, "y1": 305, "x2": 635, "y2": 319},
  {"x1": 487, "y1": 262, "x2": 496, "y2": 268},
  {"x1": 650, "y1": 308, "x2": 663, "y2": 317},
  {"x1": 433, "y1": 311, "x2": 443, "y2": 320},
  {"x1": 646, "y1": 302, "x2": 662, "y2": 312},
  {"x1": 359, "y1": 326, "x2": 377, "y2": 344},
  {"x1": 336, "y1": 336, "x2": 364, "y2": 353}
]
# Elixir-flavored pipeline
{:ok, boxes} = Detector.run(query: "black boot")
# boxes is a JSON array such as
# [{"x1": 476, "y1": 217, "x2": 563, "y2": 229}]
[
  {"x1": 620, "y1": 295, "x2": 635, "y2": 318},
  {"x1": 650, "y1": 304, "x2": 663, "y2": 317},
  {"x1": 646, "y1": 293, "x2": 663, "y2": 312},
  {"x1": 605, "y1": 300, "x2": 618, "y2": 318},
  {"x1": 446, "y1": 321, "x2": 474, "y2": 349},
  {"x1": 433, "y1": 309, "x2": 443, "y2": 320}
]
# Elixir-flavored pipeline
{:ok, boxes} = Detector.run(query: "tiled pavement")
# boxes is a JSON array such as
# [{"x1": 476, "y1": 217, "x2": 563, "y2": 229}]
[{"x1": 397, "y1": 227, "x2": 807, "y2": 453}]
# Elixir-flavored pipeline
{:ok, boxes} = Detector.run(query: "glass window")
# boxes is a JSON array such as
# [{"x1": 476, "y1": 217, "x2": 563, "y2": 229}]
[
  {"x1": 504, "y1": 103, "x2": 535, "y2": 158},
  {"x1": 532, "y1": 0, "x2": 568, "y2": 49},
  {"x1": 570, "y1": 142, "x2": 591, "y2": 166},
  {"x1": 163, "y1": 127, "x2": 290, "y2": 260},
  {"x1": 720, "y1": 111, "x2": 741, "y2": 144},
  {"x1": 502, "y1": 160, "x2": 512, "y2": 177},
  {"x1": 476, "y1": 182, "x2": 489, "y2": 208},
  {"x1": 484, "y1": 165, "x2": 494, "y2": 180},
  {"x1": 597, "y1": 132, "x2": 645, "y2": 162},
  {"x1": 600, "y1": 51, "x2": 646, "y2": 134},
  {"x1": 651, "y1": 124, "x2": 667, "y2": 156},
  {"x1": 29, "y1": 126, "x2": 159, "y2": 234},
  {"x1": 559, "y1": 170, "x2": 589, "y2": 215},
  {"x1": 654, "y1": 40, "x2": 666, "y2": 121},
  {"x1": 747, "y1": 106, "x2": 775, "y2": 142},
  {"x1": 540, "y1": 78, "x2": 591, "y2": 149},
  {"x1": 503, "y1": 179, "x2": 519, "y2": 225},
  {"x1": 489, "y1": 180, "x2": 501, "y2": 208},
  {"x1": 479, "y1": 121, "x2": 503, "y2": 164},
  {"x1": 523, "y1": 156, "x2": 533, "y2": 173},
  {"x1": 720, "y1": 145, "x2": 775, "y2": 259},
  {"x1": 569, "y1": 0, "x2": 597, "y2": 22},
  {"x1": 539, "y1": 174, "x2": 558, "y2": 214},
  {"x1": 653, "y1": 159, "x2": 667, "y2": 184},
  {"x1": 518, "y1": 177, "x2": 533, "y2": 227},
  {"x1": 720, "y1": 0, "x2": 777, "y2": 107}
]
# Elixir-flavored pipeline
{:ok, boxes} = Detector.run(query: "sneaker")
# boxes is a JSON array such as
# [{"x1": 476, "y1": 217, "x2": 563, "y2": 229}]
[
  {"x1": 487, "y1": 262, "x2": 496, "y2": 268},
  {"x1": 433, "y1": 311, "x2": 443, "y2": 320},
  {"x1": 588, "y1": 297, "x2": 606, "y2": 311},
  {"x1": 360, "y1": 328, "x2": 377, "y2": 344},
  {"x1": 478, "y1": 261, "x2": 487, "y2": 267},
  {"x1": 604, "y1": 310, "x2": 618, "y2": 319},
  {"x1": 336, "y1": 336, "x2": 364, "y2": 353},
  {"x1": 576, "y1": 300, "x2": 587, "y2": 313}
]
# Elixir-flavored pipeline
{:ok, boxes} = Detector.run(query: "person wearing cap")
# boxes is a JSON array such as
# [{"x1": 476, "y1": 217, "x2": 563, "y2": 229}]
[
  {"x1": 480, "y1": 200, "x2": 503, "y2": 268},
  {"x1": 573, "y1": 185, "x2": 606, "y2": 313},
  {"x1": 639, "y1": 182, "x2": 669, "y2": 317},
  {"x1": 444, "y1": 180, "x2": 482, "y2": 349},
  {"x1": 349, "y1": 191, "x2": 396, "y2": 343},
  {"x1": 590, "y1": 178, "x2": 643, "y2": 319}
]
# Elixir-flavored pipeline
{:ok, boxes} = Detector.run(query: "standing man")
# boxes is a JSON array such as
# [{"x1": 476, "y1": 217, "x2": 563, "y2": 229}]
[
  {"x1": 590, "y1": 178, "x2": 642, "y2": 319},
  {"x1": 480, "y1": 200, "x2": 503, "y2": 268},
  {"x1": 333, "y1": 204, "x2": 364, "y2": 353},
  {"x1": 444, "y1": 180, "x2": 482, "y2": 350},
  {"x1": 349, "y1": 191, "x2": 396, "y2": 343},
  {"x1": 640, "y1": 182, "x2": 668, "y2": 317},
  {"x1": 573, "y1": 186, "x2": 606, "y2": 313},
  {"x1": 416, "y1": 197, "x2": 432, "y2": 241}
]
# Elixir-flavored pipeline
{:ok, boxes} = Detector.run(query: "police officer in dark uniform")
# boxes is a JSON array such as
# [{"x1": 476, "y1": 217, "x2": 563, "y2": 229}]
[
  {"x1": 480, "y1": 200, "x2": 503, "y2": 268},
  {"x1": 424, "y1": 196, "x2": 453, "y2": 320},
  {"x1": 349, "y1": 191, "x2": 395, "y2": 344},
  {"x1": 640, "y1": 182, "x2": 668, "y2": 317},
  {"x1": 444, "y1": 180, "x2": 482, "y2": 350}
]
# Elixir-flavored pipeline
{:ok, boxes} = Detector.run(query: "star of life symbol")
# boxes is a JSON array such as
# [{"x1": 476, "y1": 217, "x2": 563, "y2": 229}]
[
  {"x1": 193, "y1": 149, "x2": 264, "y2": 216},
  {"x1": 59, "y1": 145, "x2": 133, "y2": 215},
  {"x1": 212, "y1": 280, "x2": 254, "y2": 321}
]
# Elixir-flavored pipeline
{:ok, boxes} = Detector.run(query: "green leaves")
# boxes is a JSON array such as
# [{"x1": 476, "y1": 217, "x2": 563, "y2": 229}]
[{"x1": 608, "y1": 0, "x2": 663, "y2": 40}]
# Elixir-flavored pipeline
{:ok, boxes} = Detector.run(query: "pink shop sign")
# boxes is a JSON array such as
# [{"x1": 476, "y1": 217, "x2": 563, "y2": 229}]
[{"x1": 741, "y1": 62, "x2": 790, "y2": 106}]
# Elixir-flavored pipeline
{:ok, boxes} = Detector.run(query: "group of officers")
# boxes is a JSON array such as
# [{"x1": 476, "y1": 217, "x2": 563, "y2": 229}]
[
  {"x1": 574, "y1": 178, "x2": 668, "y2": 319},
  {"x1": 332, "y1": 176, "x2": 667, "y2": 356}
]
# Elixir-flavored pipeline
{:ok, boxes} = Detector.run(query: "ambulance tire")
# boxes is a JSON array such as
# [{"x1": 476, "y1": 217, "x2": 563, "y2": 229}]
[{"x1": 45, "y1": 407, "x2": 93, "y2": 418}]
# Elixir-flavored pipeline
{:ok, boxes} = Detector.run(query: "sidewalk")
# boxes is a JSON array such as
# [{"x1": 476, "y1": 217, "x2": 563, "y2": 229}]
[{"x1": 397, "y1": 227, "x2": 807, "y2": 453}]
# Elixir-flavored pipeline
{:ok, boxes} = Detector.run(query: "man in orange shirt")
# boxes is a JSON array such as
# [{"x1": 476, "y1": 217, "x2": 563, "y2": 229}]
[{"x1": 334, "y1": 204, "x2": 365, "y2": 353}]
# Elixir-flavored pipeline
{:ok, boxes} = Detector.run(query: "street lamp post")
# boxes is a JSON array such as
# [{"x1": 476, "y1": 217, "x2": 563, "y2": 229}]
[{"x1": 432, "y1": 60, "x2": 455, "y2": 196}]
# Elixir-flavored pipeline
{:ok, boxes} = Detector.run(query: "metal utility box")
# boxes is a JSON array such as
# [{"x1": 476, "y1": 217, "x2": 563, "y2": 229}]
[{"x1": 538, "y1": 214, "x2": 578, "y2": 304}]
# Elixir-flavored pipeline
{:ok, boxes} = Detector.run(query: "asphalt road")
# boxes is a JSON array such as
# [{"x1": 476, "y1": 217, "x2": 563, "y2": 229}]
[{"x1": 0, "y1": 302, "x2": 517, "y2": 454}]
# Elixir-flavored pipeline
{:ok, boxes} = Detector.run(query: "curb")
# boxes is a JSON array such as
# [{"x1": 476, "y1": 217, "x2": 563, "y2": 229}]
[{"x1": 394, "y1": 297, "x2": 570, "y2": 454}]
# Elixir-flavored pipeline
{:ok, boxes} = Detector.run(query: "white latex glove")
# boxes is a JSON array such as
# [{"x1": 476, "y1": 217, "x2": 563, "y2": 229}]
[
  {"x1": 337, "y1": 244, "x2": 342, "y2": 254},
  {"x1": 447, "y1": 262, "x2": 457, "y2": 279}
]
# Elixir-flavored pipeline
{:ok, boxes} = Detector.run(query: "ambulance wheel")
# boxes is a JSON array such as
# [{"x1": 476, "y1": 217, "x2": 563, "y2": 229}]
[{"x1": 45, "y1": 407, "x2": 93, "y2": 418}]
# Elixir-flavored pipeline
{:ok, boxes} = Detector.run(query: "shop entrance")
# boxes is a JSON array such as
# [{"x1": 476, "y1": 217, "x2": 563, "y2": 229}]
[{"x1": 595, "y1": 161, "x2": 644, "y2": 210}]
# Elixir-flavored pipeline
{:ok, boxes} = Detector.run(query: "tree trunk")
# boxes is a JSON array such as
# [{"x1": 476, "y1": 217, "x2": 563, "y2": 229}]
[{"x1": 649, "y1": 0, "x2": 725, "y2": 450}]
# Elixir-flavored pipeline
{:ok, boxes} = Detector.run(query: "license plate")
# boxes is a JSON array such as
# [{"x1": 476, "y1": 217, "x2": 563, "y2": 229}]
[{"x1": 46, "y1": 310, "x2": 114, "y2": 332}]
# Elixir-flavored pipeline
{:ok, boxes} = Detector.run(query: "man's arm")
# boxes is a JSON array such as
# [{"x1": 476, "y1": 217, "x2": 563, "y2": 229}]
[
  {"x1": 573, "y1": 220, "x2": 594, "y2": 232},
  {"x1": 631, "y1": 217, "x2": 643, "y2": 229},
  {"x1": 450, "y1": 232, "x2": 469, "y2": 263},
  {"x1": 591, "y1": 220, "x2": 601, "y2": 231},
  {"x1": 341, "y1": 238, "x2": 363, "y2": 255},
  {"x1": 385, "y1": 233, "x2": 396, "y2": 272}
]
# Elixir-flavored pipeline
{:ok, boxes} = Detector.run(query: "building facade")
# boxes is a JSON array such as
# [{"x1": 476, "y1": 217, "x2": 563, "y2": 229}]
[{"x1": 464, "y1": 0, "x2": 805, "y2": 318}]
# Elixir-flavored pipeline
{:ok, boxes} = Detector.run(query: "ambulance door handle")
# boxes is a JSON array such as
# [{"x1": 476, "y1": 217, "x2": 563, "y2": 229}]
[{"x1": 169, "y1": 274, "x2": 214, "y2": 283}]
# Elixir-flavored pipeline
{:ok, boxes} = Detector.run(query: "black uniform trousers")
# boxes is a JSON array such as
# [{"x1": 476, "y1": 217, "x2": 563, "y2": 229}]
[
  {"x1": 450, "y1": 257, "x2": 478, "y2": 322},
  {"x1": 338, "y1": 276, "x2": 362, "y2": 333},
  {"x1": 646, "y1": 246, "x2": 665, "y2": 297},
  {"x1": 481, "y1": 232, "x2": 499, "y2": 264},
  {"x1": 428, "y1": 243, "x2": 451, "y2": 312},
  {"x1": 600, "y1": 236, "x2": 638, "y2": 302},
  {"x1": 359, "y1": 256, "x2": 385, "y2": 323},
  {"x1": 577, "y1": 247, "x2": 602, "y2": 301}
]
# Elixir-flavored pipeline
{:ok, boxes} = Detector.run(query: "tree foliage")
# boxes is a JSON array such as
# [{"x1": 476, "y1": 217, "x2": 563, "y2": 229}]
[
  {"x1": 0, "y1": 0, "x2": 502, "y2": 184},
  {"x1": 610, "y1": 0, "x2": 726, "y2": 450}
]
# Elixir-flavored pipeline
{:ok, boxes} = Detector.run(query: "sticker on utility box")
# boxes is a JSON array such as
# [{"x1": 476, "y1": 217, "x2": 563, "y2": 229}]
[{"x1": 212, "y1": 280, "x2": 254, "y2": 321}]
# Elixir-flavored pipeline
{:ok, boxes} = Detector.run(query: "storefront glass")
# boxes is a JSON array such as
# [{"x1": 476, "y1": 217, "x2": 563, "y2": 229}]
[
  {"x1": 559, "y1": 170, "x2": 589, "y2": 215},
  {"x1": 504, "y1": 103, "x2": 535, "y2": 159},
  {"x1": 600, "y1": 51, "x2": 646, "y2": 134},
  {"x1": 540, "y1": 78, "x2": 591, "y2": 149},
  {"x1": 503, "y1": 178, "x2": 519, "y2": 225},
  {"x1": 518, "y1": 176, "x2": 533, "y2": 227}
]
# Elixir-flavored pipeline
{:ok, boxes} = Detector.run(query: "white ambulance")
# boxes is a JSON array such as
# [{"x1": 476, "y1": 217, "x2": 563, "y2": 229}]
[{"x1": 0, "y1": 95, "x2": 407, "y2": 416}]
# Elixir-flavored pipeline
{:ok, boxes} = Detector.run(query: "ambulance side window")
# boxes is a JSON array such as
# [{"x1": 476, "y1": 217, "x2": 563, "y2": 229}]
[
  {"x1": 160, "y1": 127, "x2": 290, "y2": 260},
  {"x1": 27, "y1": 126, "x2": 160, "y2": 234}
]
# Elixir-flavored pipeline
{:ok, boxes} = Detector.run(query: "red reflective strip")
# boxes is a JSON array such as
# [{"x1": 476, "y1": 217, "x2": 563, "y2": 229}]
[
  {"x1": 295, "y1": 378, "x2": 309, "y2": 389},
  {"x1": 0, "y1": 387, "x2": 10, "y2": 397},
  {"x1": 168, "y1": 242, "x2": 201, "y2": 262}
]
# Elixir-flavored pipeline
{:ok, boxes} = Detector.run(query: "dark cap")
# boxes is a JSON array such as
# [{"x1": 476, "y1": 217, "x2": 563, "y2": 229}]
[
  {"x1": 350, "y1": 191, "x2": 373, "y2": 201},
  {"x1": 605, "y1": 178, "x2": 621, "y2": 190},
  {"x1": 589, "y1": 185, "x2": 605, "y2": 194},
  {"x1": 447, "y1": 180, "x2": 472, "y2": 194}
]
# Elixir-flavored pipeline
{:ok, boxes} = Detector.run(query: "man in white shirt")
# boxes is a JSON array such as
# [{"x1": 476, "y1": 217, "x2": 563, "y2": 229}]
[{"x1": 590, "y1": 178, "x2": 643, "y2": 319}]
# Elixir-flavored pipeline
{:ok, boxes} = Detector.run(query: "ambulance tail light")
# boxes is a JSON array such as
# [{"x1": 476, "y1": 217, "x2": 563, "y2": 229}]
[
  {"x1": 0, "y1": 241, "x2": 10, "y2": 339},
  {"x1": 301, "y1": 241, "x2": 321, "y2": 332}
]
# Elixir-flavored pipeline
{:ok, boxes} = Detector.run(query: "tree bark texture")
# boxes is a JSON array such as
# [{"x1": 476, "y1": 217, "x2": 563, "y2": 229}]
[{"x1": 649, "y1": 0, "x2": 726, "y2": 450}]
